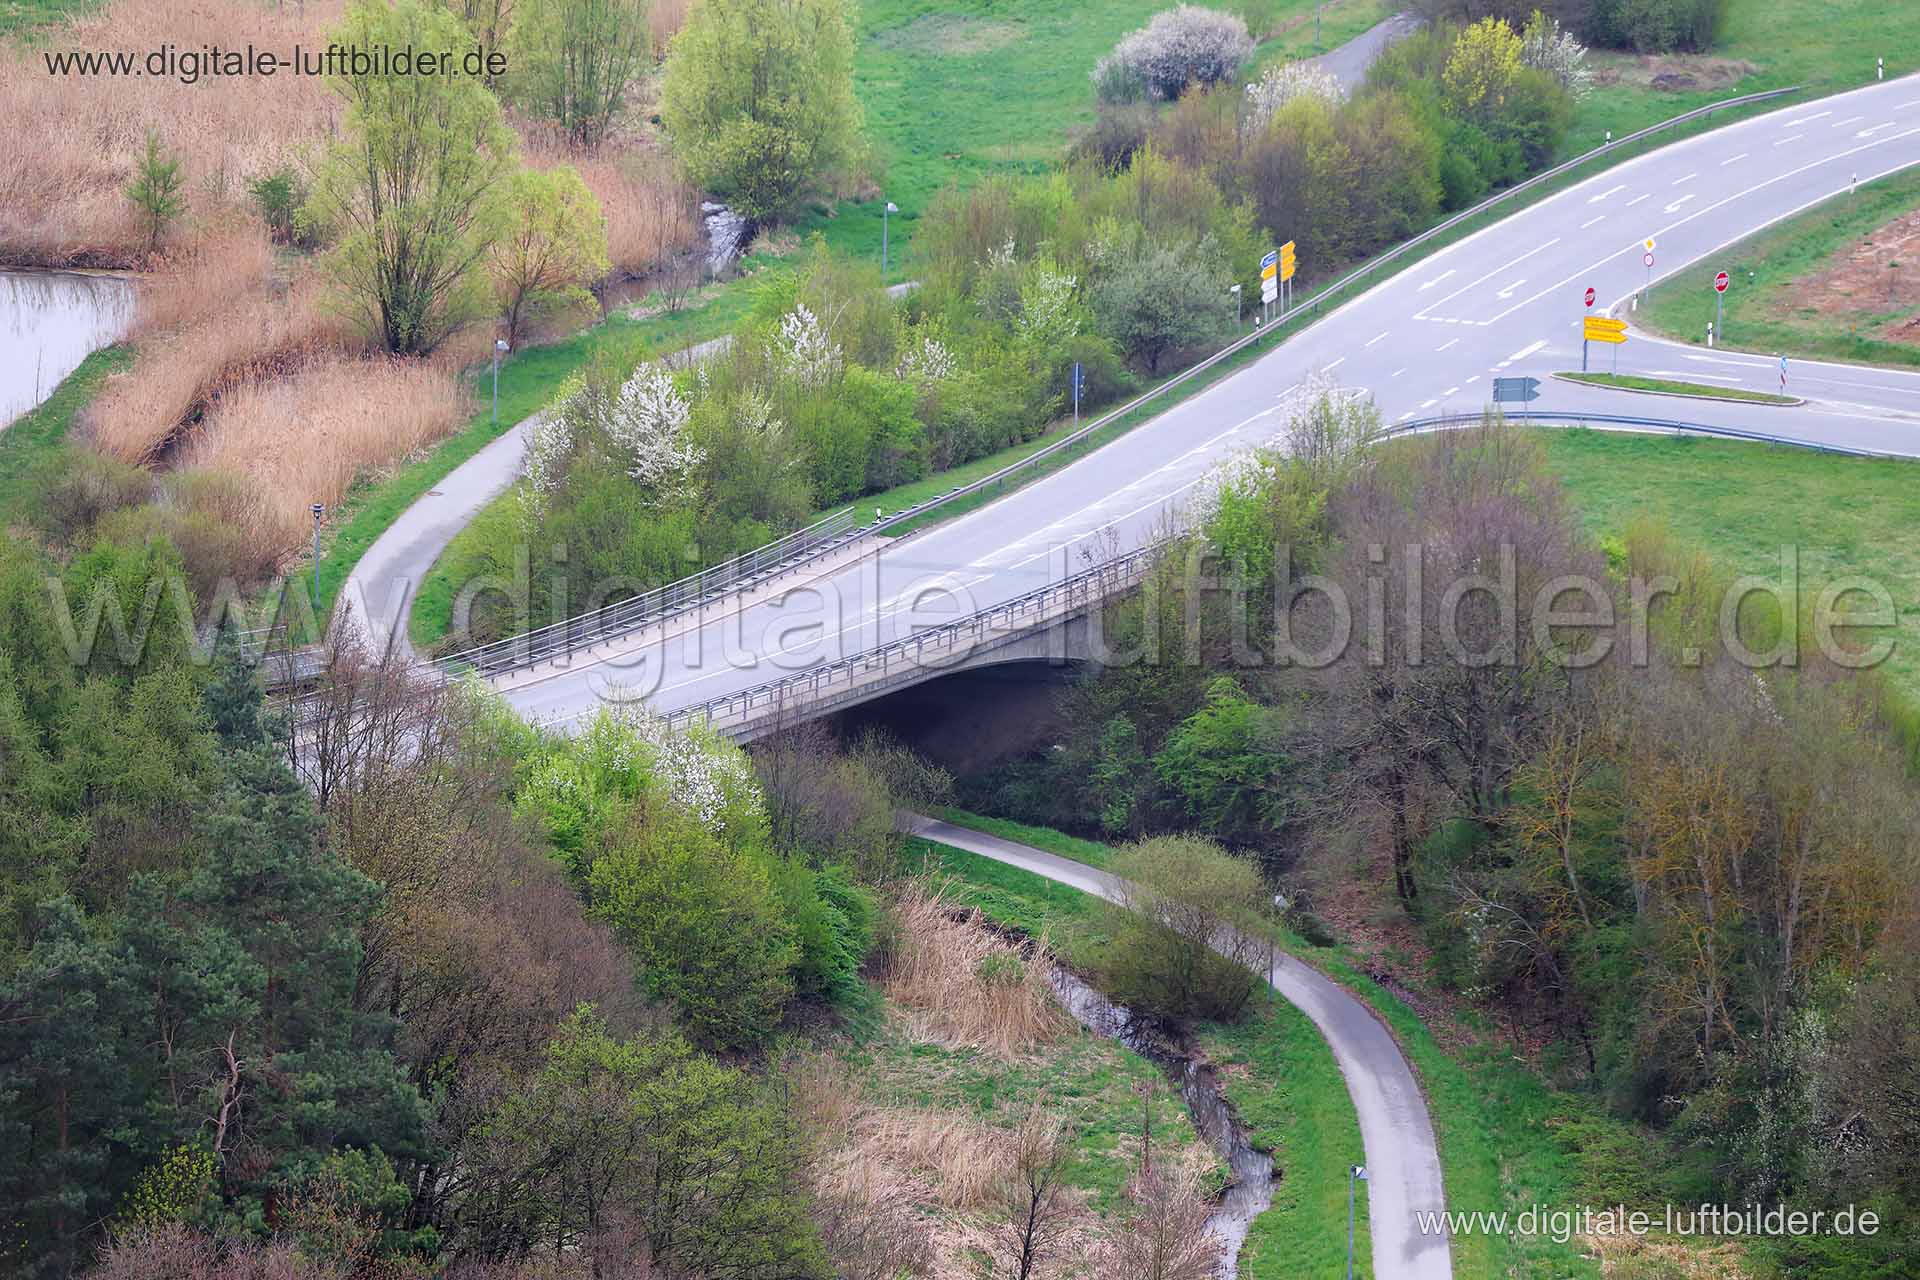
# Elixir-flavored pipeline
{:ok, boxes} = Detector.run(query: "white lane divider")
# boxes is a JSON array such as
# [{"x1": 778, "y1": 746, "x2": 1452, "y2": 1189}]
[
  {"x1": 1671, "y1": 171, "x2": 1697, "y2": 186},
  {"x1": 1365, "y1": 330, "x2": 1391, "y2": 347},
  {"x1": 1414, "y1": 238, "x2": 1560, "y2": 320},
  {"x1": 1390, "y1": 367, "x2": 1407, "y2": 378},
  {"x1": 1580, "y1": 215, "x2": 1606, "y2": 229},
  {"x1": 1419, "y1": 398, "x2": 1438, "y2": 409},
  {"x1": 1832, "y1": 115, "x2": 1865, "y2": 129},
  {"x1": 1441, "y1": 386, "x2": 1460, "y2": 397},
  {"x1": 1783, "y1": 110, "x2": 1831, "y2": 126},
  {"x1": 1720, "y1": 153, "x2": 1748, "y2": 166},
  {"x1": 1626, "y1": 192, "x2": 1651, "y2": 206},
  {"x1": 1773, "y1": 134, "x2": 1804, "y2": 147},
  {"x1": 1506, "y1": 339, "x2": 1549, "y2": 363},
  {"x1": 1857, "y1": 123, "x2": 1897, "y2": 138},
  {"x1": 1323, "y1": 357, "x2": 1346, "y2": 373},
  {"x1": 1417, "y1": 268, "x2": 1457, "y2": 291},
  {"x1": 1465, "y1": 375, "x2": 1480, "y2": 385},
  {"x1": 1436, "y1": 338, "x2": 1459, "y2": 352},
  {"x1": 1663, "y1": 194, "x2": 1697, "y2": 213},
  {"x1": 1586, "y1": 184, "x2": 1625, "y2": 204}
]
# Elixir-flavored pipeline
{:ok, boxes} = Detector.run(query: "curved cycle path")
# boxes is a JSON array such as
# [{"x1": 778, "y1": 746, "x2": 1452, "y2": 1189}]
[{"x1": 908, "y1": 814, "x2": 1451, "y2": 1280}]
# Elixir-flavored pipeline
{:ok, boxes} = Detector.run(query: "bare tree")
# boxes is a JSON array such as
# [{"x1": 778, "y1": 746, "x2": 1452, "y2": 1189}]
[
  {"x1": 1003, "y1": 1105, "x2": 1076, "y2": 1280},
  {"x1": 1109, "y1": 1159, "x2": 1220, "y2": 1280}
]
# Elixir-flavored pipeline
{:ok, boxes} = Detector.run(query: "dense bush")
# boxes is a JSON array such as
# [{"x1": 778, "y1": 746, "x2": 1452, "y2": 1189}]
[
  {"x1": 1587, "y1": 0, "x2": 1724, "y2": 52},
  {"x1": 1093, "y1": 5, "x2": 1254, "y2": 103},
  {"x1": 1103, "y1": 834, "x2": 1270, "y2": 1021}
]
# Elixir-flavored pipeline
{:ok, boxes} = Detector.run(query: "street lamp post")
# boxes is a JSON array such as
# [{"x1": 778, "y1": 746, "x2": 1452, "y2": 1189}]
[
  {"x1": 492, "y1": 338, "x2": 509, "y2": 424},
  {"x1": 310, "y1": 503, "x2": 324, "y2": 604},
  {"x1": 882, "y1": 201, "x2": 899, "y2": 278},
  {"x1": 1347, "y1": 1165, "x2": 1369, "y2": 1280},
  {"x1": 1230, "y1": 283, "x2": 1242, "y2": 327}
]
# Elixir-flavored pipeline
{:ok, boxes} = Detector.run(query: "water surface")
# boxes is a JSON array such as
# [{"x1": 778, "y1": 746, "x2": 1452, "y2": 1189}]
[{"x1": 1, "y1": 270, "x2": 136, "y2": 428}]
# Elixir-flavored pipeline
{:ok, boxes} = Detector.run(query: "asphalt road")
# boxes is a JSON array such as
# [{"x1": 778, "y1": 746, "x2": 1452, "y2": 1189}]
[
  {"x1": 478, "y1": 75, "x2": 1920, "y2": 733},
  {"x1": 907, "y1": 815, "x2": 1451, "y2": 1280}
]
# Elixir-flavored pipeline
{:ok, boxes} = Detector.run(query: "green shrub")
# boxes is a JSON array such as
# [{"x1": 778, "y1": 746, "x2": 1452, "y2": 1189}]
[
  {"x1": 28, "y1": 446, "x2": 152, "y2": 547},
  {"x1": 1103, "y1": 834, "x2": 1269, "y2": 1022}
]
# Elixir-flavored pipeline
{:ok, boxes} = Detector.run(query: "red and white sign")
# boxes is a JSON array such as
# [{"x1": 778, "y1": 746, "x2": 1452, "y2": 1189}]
[
  {"x1": 1644, "y1": 252, "x2": 1655, "y2": 268},
  {"x1": 1584, "y1": 287, "x2": 1596, "y2": 308},
  {"x1": 1714, "y1": 271, "x2": 1730, "y2": 293}
]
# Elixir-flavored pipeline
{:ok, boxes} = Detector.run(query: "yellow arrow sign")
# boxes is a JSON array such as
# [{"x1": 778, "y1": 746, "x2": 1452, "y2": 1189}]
[
  {"x1": 1261, "y1": 262, "x2": 1277, "y2": 280},
  {"x1": 1584, "y1": 317, "x2": 1628, "y2": 344}
]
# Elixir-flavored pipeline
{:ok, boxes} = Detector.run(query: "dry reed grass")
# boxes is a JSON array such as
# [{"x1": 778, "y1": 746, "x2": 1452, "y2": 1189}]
[
  {"x1": 649, "y1": 0, "x2": 695, "y2": 53},
  {"x1": 526, "y1": 141, "x2": 699, "y2": 279},
  {"x1": 174, "y1": 352, "x2": 468, "y2": 557},
  {"x1": 132, "y1": 218, "x2": 279, "y2": 339},
  {"x1": 0, "y1": 0, "x2": 345, "y2": 268},
  {"x1": 87, "y1": 267, "x2": 350, "y2": 465},
  {"x1": 881, "y1": 879, "x2": 1071, "y2": 1062}
]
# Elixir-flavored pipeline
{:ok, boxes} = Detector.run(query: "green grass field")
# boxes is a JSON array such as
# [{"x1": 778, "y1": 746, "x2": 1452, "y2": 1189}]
[
  {"x1": 0, "y1": 0, "x2": 93, "y2": 38},
  {"x1": 1639, "y1": 167, "x2": 1920, "y2": 370},
  {"x1": 1565, "y1": 0, "x2": 1920, "y2": 156},
  {"x1": 1542, "y1": 427, "x2": 1920, "y2": 695},
  {"x1": 0, "y1": 344, "x2": 132, "y2": 526},
  {"x1": 1559, "y1": 370, "x2": 1799, "y2": 403},
  {"x1": 805, "y1": 0, "x2": 1396, "y2": 266},
  {"x1": 916, "y1": 815, "x2": 1613, "y2": 1279}
]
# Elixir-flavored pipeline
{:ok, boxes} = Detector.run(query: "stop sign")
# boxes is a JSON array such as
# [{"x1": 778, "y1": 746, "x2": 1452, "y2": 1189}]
[
  {"x1": 1584, "y1": 287, "x2": 1595, "y2": 308},
  {"x1": 1714, "y1": 271, "x2": 1730, "y2": 293}
]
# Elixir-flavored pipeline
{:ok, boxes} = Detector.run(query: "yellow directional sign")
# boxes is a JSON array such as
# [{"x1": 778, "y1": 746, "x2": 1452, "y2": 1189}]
[
  {"x1": 1261, "y1": 261, "x2": 1278, "y2": 281},
  {"x1": 1280, "y1": 240, "x2": 1297, "y2": 282},
  {"x1": 1583, "y1": 316, "x2": 1628, "y2": 344}
]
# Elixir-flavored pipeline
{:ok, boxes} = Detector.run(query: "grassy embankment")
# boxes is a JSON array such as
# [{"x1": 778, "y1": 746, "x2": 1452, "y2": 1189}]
[
  {"x1": 905, "y1": 834, "x2": 1378, "y2": 1278},
  {"x1": 806, "y1": 0, "x2": 1397, "y2": 269},
  {"x1": 1563, "y1": 0, "x2": 1920, "y2": 154},
  {"x1": 1639, "y1": 167, "x2": 1920, "y2": 369},
  {"x1": 1541, "y1": 427, "x2": 1920, "y2": 698},
  {"x1": 1558, "y1": 371, "x2": 1798, "y2": 403},
  {"x1": 0, "y1": 345, "x2": 131, "y2": 526}
]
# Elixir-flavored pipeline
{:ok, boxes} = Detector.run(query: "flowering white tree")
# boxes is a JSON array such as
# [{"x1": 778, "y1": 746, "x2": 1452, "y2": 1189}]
[
  {"x1": 1521, "y1": 10, "x2": 1592, "y2": 99},
  {"x1": 777, "y1": 302, "x2": 843, "y2": 388},
  {"x1": 895, "y1": 332, "x2": 958, "y2": 384},
  {"x1": 1093, "y1": 5, "x2": 1253, "y2": 103},
  {"x1": 1018, "y1": 265, "x2": 1081, "y2": 351},
  {"x1": 1243, "y1": 59, "x2": 1342, "y2": 134},
  {"x1": 610, "y1": 364, "x2": 705, "y2": 499},
  {"x1": 520, "y1": 411, "x2": 576, "y2": 508}
]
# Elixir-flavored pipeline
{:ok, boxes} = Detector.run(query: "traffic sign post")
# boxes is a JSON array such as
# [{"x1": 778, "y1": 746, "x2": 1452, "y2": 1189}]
[
  {"x1": 1584, "y1": 286, "x2": 1596, "y2": 309},
  {"x1": 1492, "y1": 376, "x2": 1541, "y2": 404},
  {"x1": 1071, "y1": 361, "x2": 1084, "y2": 423},
  {"x1": 1260, "y1": 249, "x2": 1278, "y2": 322},
  {"x1": 1714, "y1": 269, "x2": 1729, "y2": 346},
  {"x1": 1280, "y1": 240, "x2": 1297, "y2": 313},
  {"x1": 1584, "y1": 315, "x2": 1627, "y2": 375}
]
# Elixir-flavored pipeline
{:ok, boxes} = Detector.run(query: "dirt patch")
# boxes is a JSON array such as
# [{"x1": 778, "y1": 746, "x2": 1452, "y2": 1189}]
[
  {"x1": 1589, "y1": 52, "x2": 1758, "y2": 93},
  {"x1": 1793, "y1": 206, "x2": 1920, "y2": 346},
  {"x1": 870, "y1": 13, "x2": 1023, "y2": 57}
]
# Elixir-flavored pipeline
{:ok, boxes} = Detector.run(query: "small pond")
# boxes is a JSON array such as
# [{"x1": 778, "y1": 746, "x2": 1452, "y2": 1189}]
[{"x1": 1, "y1": 269, "x2": 136, "y2": 428}]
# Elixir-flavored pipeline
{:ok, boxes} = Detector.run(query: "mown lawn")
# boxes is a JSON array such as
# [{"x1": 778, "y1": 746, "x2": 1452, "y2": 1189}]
[
  {"x1": 1541, "y1": 427, "x2": 1920, "y2": 697},
  {"x1": 1638, "y1": 167, "x2": 1920, "y2": 369}
]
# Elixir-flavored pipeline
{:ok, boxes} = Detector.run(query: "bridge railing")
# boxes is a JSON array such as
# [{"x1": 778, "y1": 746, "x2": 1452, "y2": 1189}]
[
  {"x1": 428, "y1": 85, "x2": 1805, "y2": 683},
  {"x1": 661, "y1": 542, "x2": 1164, "y2": 736}
]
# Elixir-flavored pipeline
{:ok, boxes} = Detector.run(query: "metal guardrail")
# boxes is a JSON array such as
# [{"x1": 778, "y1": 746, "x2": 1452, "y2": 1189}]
[
  {"x1": 653, "y1": 403, "x2": 1889, "y2": 735},
  {"x1": 662, "y1": 542, "x2": 1163, "y2": 735},
  {"x1": 332, "y1": 84, "x2": 1810, "y2": 686}
]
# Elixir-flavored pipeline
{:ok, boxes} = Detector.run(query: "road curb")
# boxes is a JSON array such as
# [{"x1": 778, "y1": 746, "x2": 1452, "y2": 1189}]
[{"x1": 1549, "y1": 371, "x2": 1806, "y2": 407}]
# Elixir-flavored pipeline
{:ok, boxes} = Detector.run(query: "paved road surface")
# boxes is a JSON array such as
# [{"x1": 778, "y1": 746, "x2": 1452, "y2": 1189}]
[
  {"x1": 1311, "y1": 10, "x2": 1421, "y2": 93},
  {"x1": 908, "y1": 815, "x2": 1452, "y2": 1280},
  {"x1": 465, "y1": 75, "x2": 1920, "y2": 734}
]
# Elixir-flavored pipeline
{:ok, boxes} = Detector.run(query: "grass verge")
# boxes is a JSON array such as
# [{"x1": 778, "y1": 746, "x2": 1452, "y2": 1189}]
[
  {"x1": 1558, "y1": 370, "x2": 1798, "y2": 403},
  {"x1": 904, "y1": 835, "x2": 1369, "y2": 1278},
  {"x1": 1564, "y1": 0, "x2": 1920, "y2": 156},
  {"x1": 1540, "y1": 426, "x2": 1920, "y2": 697},
  {"x1": 0, "y1": 343, "x2": 132, "y2": 525},
  {"x1": 1638, "y1": 166, "x2": 1920, "y2": 370},
  {"x1": 921, "y1": 812, "x2": 1607, "y2": 1278}
]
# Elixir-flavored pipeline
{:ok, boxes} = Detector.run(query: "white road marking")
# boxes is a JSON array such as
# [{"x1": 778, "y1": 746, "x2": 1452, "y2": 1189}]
[
  {"x1": 1442, "y1": 386, "x2": 1460, "y2": 397},
  {"x1": 1783, "y1": 110, "x2": 1831, "y2": 126},
  {"x1": 1417, "y1": 269, "x2": 1457, "y2": 291},
  {"x1": 1506, "y1": 339, "x2": 1548, "y2": 363},
  {"x1": 1587, "y1": 184, "x2": 1626, "y2": 204},
  {"x1": 1436, "y1": 338, "x2": 1459, "y2": 351},
  {"x1": 1465, "y1": 375, "x2": 1481, "y2": 384},
  {"x1": 1626, "y1": 193, "x2": 1651, "y2": 206},
  {"x1": 1664, "y1": 194, "x2": 1697, "y2": 213},
  {"x1": 1420, "y1": 399, "x2": 1438, "y2": 409},
  {"x1": 1414, "y1": 238, "x2": 1560, "y2": 318},
  {"x1": 1365, "y1": 331, "x2": 1390, "y2": 347},
  {"x1": 1720, "y1": 153, "x2": 1749, "y2": 166},
  {"x1": 1399, "y1": 411, "x2": 1416, "y2": 421},
  {"x1": 1323, "y1": 357, "x2": 1346, "y2": 372},
  {"x1": 1773, "y1": 135, "x2": 1804, "y2": 147},
  {"x1": 1390, "y1": 367, "x2": 1407, "y2": 378},
  {"x1": 1651, "y1": 370, "x2": 1740, "y2": 383},
  {"x1": 1671, "y1": 172, "x2": 1697, "y2": 186},
  {"x1": 1496, "y1": 278, "x2": 1527, "y2": 298},
  {"x1": 1580, "y1": 215, "x2": 1606, "y2": 229},
  {"x1": 1832, "y1": 115, "x2": 1865, "y2": 129},
  {"x1": 1684, "y1": 354, "x2": 1772, "y2": 369},
  {"x1": 1857, "y1": 123, "x2": 1896, "y2": 138}
]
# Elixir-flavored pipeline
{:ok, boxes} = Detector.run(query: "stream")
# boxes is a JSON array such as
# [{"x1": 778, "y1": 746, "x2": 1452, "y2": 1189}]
[
  {"x1": 1, "y1": 269, "x2": 137, "y2": 428},
  {"x1": 1047, "y1": 967, "x2": 1276, "y2": 1279}
]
